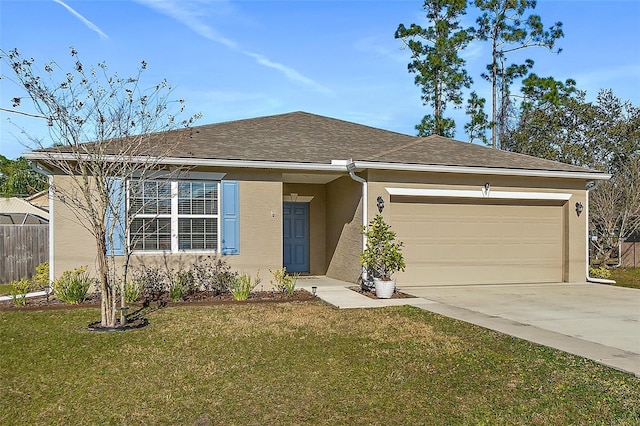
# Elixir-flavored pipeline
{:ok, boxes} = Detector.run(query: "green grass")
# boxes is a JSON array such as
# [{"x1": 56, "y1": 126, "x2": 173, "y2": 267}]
[
  {"x1": 0, "y1": 283, "x2": 13, "y2": 296},
  {"x1": 610, "y1": 267, "x2": 640, "y2": 289},
  {"x1": 1, "y1": 302, "x2": 638, "y2": 425}
]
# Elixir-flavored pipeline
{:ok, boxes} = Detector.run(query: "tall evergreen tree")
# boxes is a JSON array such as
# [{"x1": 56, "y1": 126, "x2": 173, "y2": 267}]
[
  {"x1": 395, "y1": 0, "x2": 472, "y2": 137},
  {"x1": 473, "y1": 0, "x2": 563, "y2": 148}
]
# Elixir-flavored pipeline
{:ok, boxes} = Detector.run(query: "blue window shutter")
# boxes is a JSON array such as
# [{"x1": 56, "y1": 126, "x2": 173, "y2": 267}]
[
  {"x1": 221, "y1": 180, "x2": 239, "y2": 255},
  {"x1": 106, "y1": 178, "x2": 126, "y2": 256}
]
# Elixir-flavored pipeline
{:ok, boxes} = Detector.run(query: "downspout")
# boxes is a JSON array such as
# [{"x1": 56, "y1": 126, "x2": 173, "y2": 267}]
[
  {"x1": 585, "y1": 180, "x2": 616, "y2": 284},
  {"x1": 613, "y1": 241, "x2": 623, "y2": 268},
  {"x1": 29, "y1": 161, "x2": 55, "y2": 292},
  {"x1": 346, "y1": 159, "x2": 367, "y2": 279}
]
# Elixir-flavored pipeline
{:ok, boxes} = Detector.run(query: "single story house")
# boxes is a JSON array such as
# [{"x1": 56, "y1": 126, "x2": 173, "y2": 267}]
[{"x1": 24, "y1": 112, "x2": 610, "y2": 286}]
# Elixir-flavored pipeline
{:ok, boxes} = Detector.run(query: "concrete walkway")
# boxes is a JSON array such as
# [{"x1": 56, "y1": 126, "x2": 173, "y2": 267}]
[{"x1": 298, "y1": 277, "x2": 640, "y2": 377}]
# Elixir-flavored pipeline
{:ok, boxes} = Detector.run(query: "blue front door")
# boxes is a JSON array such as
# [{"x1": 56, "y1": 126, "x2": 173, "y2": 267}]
[{"x1": 283, "y1": 202, "x2": 309, "y2": 273}]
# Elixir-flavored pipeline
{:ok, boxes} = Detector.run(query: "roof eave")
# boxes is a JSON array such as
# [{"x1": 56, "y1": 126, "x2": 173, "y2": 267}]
[
  {"x1": 352, "y1": 161, "x2": 611, "y2": 180},
  {"x1": 23, "y1": 152, "x2": 611, "y2": 180}
]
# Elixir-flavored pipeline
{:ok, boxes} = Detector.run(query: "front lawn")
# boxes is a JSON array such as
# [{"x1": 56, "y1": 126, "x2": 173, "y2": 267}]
[
  {"x1": 1, "y1": 302, "x2": 638, "y2": 425},
  {"x1": 0, "y1": 283, "x2": 12, "y2": 296},
  {"x1": 609, "y1": 267, "x2": 640, "y2": 289}
]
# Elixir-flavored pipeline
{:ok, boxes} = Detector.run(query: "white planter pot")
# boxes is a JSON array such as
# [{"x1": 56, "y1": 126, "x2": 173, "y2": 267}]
[{"x1": 374, "y1": 278, "x2": 395, "y2": 299}]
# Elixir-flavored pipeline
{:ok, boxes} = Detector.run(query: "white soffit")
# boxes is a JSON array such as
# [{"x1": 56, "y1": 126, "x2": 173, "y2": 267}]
[{"x1": 385, "y1": 187, "x2": 572, "y2": 201}]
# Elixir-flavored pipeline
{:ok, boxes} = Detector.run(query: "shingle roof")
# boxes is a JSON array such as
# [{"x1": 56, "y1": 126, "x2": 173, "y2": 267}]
[
  {"x1": 167, "y1": 111, "x2": 598, "y2": 174},
  {"x1": 33, "y1": 111, "x2": 603, "y2": 175}
]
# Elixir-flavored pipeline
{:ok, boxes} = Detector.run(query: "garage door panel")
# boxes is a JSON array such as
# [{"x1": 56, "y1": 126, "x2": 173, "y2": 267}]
[{"x1": 391, "y1": 201, "x2": 563, "y2": 286}]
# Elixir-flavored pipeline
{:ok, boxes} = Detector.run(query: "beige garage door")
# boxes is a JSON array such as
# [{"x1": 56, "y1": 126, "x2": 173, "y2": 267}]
[{"x1": 391, "y1": 199, "x2": 563, "y2": 286}]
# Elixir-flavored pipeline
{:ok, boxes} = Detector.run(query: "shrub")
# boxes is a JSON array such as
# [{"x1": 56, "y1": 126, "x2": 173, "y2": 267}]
[
  {"x1": 269, "y1": 267, "x2": 299, "y2": 296},
  {"x1": 169, "y1": 281, "x2": 184, "y2": 301},
  {"x1": 589, "y1": 266, "x2": 612, "y2": 280},
  {"x1": 123, "y1": 280, "x2": 141, "y2": 304},
  {"x1": 132, "y1": 266, "x2": 167, "y2": 301},
  {"x1": 230, "y1": 272, "x2": 260, "y2": 301},
  {"x1": 32, "y1": 262, "x2": 50, "y2": 290},
  {"x1": 53, "y1": 266, "x2": 93, "y2": 304},
  {"x1": 360, "y1": 214, "x2": 405, "y2": 281},
  {"x1": 11, "y1": 279, "x2": 32, "y2": 306},
  {"x1": 191, "y1": 257, "x2": 238, "y2": 295}
]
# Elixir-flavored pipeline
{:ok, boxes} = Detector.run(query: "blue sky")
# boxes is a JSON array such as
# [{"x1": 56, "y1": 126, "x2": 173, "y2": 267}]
[{"x1": 1, "y1": 0, "x2": 639, "y2": 159}]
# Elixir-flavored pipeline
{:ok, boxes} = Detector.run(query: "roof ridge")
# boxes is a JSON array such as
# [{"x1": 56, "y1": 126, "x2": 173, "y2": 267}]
[{"x1": 369, "y1": 136, "x2": 424, "y2": 160}]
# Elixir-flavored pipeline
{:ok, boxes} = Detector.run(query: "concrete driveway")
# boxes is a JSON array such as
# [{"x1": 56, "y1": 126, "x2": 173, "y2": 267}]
[{"x1": 402, "y1": 283, "x2": 640, "y2": 377}]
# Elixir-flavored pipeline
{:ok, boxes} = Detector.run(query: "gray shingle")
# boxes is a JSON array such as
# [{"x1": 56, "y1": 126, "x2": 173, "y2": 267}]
[{"x1": 35, "y1": 111, "x2": 603, "y2": 174}]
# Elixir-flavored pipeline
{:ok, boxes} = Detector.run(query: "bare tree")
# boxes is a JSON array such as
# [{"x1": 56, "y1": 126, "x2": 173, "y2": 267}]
[
  {"x1": 590, "y1": 156, "x2": 640, "y2": 264},
  {"x1": 1, "y1": 47, "x2": 199, "y2": 327}
]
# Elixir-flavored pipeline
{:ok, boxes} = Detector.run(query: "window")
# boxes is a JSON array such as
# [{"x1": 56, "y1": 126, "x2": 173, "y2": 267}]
[{"x1": 129, "y1": 180, "x2": 219, "y2": 252}]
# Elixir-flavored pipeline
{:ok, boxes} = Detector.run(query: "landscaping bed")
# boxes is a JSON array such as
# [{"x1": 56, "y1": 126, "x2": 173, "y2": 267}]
[
  {"x1": 348, "y1": 286, "x2": 416, "y2": 299},
  {"x1": 0, "y1": 289, "x2": 315, "y2": 311}
]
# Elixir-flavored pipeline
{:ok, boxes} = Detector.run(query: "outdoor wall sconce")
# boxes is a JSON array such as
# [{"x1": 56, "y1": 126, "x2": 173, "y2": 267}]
[
  {"x1": 482, "y1": 182, "x2": 491, "y2": 197},
  {"x1": 575, "y1": 202, "x2": 584, "y2": 217},
  {"x1": 376, "y1": 196, "x2": 385, "y2": 213}
]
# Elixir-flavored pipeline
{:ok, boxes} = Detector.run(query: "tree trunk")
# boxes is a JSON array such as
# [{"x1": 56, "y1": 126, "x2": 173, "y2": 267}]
[{"x1": 96, "y1": 237, "x2": 116, "y2": 327}]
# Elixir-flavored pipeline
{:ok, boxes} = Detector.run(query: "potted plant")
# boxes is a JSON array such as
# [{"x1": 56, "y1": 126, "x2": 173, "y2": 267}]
[{"x1": 360, "y1": 214, "x2": 406, "y2": 298}]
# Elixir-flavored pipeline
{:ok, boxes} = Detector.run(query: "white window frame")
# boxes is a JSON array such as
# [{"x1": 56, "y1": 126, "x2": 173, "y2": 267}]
[{"x1": 128, "y1": 179, "x2": 221, "y2": 254}]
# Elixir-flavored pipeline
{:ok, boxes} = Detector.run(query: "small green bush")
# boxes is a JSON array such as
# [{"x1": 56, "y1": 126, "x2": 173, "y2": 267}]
[
  {"x1": 589, "y1": 266, "x2": 612, "y2": 280},
  {"x1": 11, "y1": 279, "x2": 32, "y2": 306},
  {"x1": 269, "y1": 267, "x2": 298, "y2": 296},
  {"x1": 123, "y1": 280, "x2": 141, "y2": 304},
  {"x1": 168, "y1": 270, "x2": 198, "y2": 301},
  {"x1": 32, "y1": 262, "x2": 50, "y2": 290},
  {"x1": 53, "y1": 266, "x2": 93, "y2": 304},
  {"x1": 230, "y1": 272, "x2": 260, "y2": 301}
]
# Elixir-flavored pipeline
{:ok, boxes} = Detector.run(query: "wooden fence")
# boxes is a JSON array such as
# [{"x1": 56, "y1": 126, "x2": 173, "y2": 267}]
[
  {"x1": 0, "y1": 225, "x2": 49, "y2": 283},
  {"x1": 621, "y1": 242, "x2": 640, "y2": 268}
]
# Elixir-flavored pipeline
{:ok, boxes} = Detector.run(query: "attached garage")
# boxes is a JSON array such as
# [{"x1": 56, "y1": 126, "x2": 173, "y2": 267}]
[{"x1": 391, "y1": 197, "x2": 564, "y2": 286}]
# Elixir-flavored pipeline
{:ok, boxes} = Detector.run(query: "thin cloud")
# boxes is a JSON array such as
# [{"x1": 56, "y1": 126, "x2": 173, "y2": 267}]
[
  {"x1": 52, "y1": 0, "x2": 108, "y2": 39},
  {"x1": 134, "y1": 0, "x2": 332, "y2": 95},
  {"x1": 242, "y1": 51, "x2": 333, "y2": 95},
  {"x1": 134, "y1": 0, "x2": 237, "y2": 49}
]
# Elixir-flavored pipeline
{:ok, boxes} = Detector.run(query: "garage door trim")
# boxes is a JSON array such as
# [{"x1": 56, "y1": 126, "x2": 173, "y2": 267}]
[{"x1": 385, "y1": 187, "x2": 572, "y2": 201}]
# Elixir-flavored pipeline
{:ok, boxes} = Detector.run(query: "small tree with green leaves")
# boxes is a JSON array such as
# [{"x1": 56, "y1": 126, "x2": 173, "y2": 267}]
[{"x1": 360, "y1": 214, "x2": 406, "y2": 281}]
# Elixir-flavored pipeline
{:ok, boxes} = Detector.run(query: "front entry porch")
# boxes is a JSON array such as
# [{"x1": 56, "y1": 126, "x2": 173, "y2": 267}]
[{"x1": 281, "y1": 177, "x2": 363, "y2": 283}]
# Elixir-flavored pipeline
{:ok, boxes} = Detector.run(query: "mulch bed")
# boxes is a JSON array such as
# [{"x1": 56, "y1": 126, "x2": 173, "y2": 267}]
[
  {"x1": 0, "y1": 289, "x2": 316, "y2": 312},
  {"x1": 348, "y1": 286, "x2": 416, "y2": 300}
]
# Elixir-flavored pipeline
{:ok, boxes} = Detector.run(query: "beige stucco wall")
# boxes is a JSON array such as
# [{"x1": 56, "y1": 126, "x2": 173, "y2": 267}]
[
  {"x1": 366, "y1": 170, "x2": 588, "y2": 285},
  {"x1": 50, "y1": 170, "x2": 283, "y2": 281},
  {"x1": 325, "y1": 176, "x2": 363, "y2": 283},
  {"x1": 50, "y1": 167, "x2": 590, "y2": 287},
  {"x1": 51, "y1": 175, "x2": 102, "y2": 279}
]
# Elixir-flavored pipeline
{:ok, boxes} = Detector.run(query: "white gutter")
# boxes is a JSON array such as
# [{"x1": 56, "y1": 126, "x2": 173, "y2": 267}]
[
  {"x1": 24, "y1": 152, "x2": 350, "y2": 173},
  {"x1": 24, "y1": 152, "x2": 611, "y2": 181},
  {"x1": 29, "y1": 162, "x2": 55, "y2": 291},
  {"x1": 353, "y1": 160, "x2": 611, "y2": 181},
  {"x1": 585, "y1": 181, "x2": 616, "y2": 284},
  {"x1": 346, "y1": 159, "x2": 368, "y2": 279}
]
